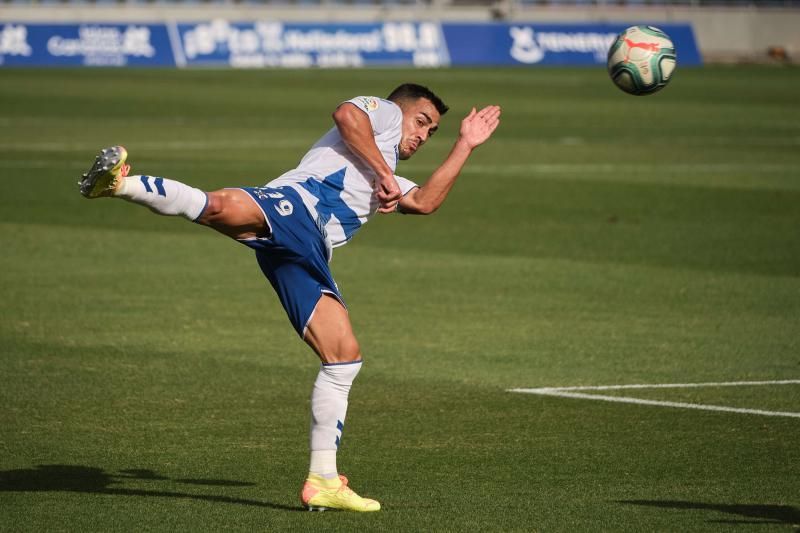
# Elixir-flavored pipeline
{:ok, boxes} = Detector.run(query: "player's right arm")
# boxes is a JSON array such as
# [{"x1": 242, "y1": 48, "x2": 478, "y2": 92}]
[
  {"x1": 332, "y1": 103, "x2": 402, "y2": 213},
  {"x1": 399, "y1": 105, "x2": 501, "y2": 215}
]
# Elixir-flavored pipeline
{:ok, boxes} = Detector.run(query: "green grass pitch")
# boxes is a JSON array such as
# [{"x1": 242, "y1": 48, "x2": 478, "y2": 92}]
[{"x1": 1, "y1": 66, "x2": 799, "y2": 531}]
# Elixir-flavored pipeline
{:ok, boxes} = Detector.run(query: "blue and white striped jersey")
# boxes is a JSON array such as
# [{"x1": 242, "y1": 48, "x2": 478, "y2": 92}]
[{"x1": 266, "y1": 96, "x2": 418, "y2": 249}]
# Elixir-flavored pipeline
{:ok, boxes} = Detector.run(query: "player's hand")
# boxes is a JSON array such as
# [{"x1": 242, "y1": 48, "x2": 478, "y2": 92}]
[
  {"x1": 376, "y1": 173, "x2": 402, "y2": 213},
  {"x1": 458, "y1": 105, "x2": 501, "y2": 150}
]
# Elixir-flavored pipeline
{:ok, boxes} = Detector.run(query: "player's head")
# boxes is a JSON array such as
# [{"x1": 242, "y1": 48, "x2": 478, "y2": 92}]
[{"x1": 388, "y1": 83, "x2": 449, "y2": 160}]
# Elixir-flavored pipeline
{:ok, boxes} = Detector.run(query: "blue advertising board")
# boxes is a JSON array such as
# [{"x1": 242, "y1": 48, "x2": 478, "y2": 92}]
[
  {"x1": 0, "y1": 21, "x2": 701, "y2": 68},
  {"x1": 174, "y1": 21, "x2": 449, "y2": 68},
  {"x1": 443, "y1": 23, "x2": 701, "y2": 66},
  {"x1": 0, "y1": 22, "x2": 175, "y2": 67}
]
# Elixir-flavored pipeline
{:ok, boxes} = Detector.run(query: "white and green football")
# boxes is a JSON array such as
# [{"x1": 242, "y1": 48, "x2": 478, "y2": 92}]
[{"x1": 607, "y1": 25, "x2": 677, "y2": 96}]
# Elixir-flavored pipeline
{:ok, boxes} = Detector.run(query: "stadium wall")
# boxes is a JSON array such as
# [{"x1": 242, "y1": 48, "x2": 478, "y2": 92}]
[{"x1": 1, "y1": 5, "x2": 798, "y2": 64}]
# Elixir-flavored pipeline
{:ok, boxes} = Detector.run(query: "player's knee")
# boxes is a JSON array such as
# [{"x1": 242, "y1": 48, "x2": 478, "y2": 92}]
[
  {"x1": 339, "y1": 336, "x2": 361, "y2": 362},
  {"x1": 197, "y1": 190, "x2": 266, "y2": 239},
  {"x1": 203, "y1": 189, "x2": 251, "y2": 221},
  {"x1": 199, "y1": 191, "x2": 226, "y2": 222},
  {"x1": 319, "y1": 335, "x2": 361, "y2": 364}
]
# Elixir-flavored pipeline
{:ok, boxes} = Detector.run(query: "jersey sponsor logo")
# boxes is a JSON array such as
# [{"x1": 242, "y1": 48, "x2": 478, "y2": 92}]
[{"x1": 358, "y1": 96, "x2": 380, "y2": 112}]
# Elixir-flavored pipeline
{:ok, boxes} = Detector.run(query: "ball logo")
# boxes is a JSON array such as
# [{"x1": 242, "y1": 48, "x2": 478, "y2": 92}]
[
  {"x1": 624, "y1": 38, "x2": 661, "y2": 54},
  {"x1": 623, "y1": 38, "x2": 661, "y2": 64}
]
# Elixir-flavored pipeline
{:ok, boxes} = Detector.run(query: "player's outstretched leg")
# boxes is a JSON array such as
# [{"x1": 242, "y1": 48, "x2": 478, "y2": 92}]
[
  {"x1": 79, "y1": 145, "x2": 207, "y2": 221},
  {"x1": 78, "y1": 146, "x2": 266, "y2": 239}
]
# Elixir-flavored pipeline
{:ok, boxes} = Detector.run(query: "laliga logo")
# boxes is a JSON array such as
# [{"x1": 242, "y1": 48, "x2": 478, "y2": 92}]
[{"x1": 509, "y1": 26, "x2": 544, "y2": 64}]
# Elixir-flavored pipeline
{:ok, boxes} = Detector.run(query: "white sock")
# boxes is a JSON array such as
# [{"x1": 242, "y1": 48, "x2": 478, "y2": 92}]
[
  {"x1": 309, "y1": 361, "x2": 362, "y2": 479},
  {"x1": 117, "y1": 175, "x2": 208, "y2": 221},
  {"x1": 309, "y1": 450, "x2": 338, "y2": 480}
]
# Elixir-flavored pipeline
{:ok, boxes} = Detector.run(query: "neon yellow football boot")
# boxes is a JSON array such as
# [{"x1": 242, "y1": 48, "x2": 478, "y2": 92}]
[
  {"x1": 78, "y1": 146, "x2": 130, "y2": 198},
  {"x1": 300, "y1": 474, "x2": 380, "y2": 512}
]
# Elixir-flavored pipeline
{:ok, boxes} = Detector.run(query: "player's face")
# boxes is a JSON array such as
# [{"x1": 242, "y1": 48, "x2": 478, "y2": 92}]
[{"x1": 397, "y1": 98, "x2": 441, "y2": 160}]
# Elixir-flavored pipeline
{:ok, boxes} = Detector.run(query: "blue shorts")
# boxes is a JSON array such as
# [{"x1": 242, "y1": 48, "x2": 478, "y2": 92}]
[{"x1": 237, "y1": 186, "x2": 344, "y2": 337}]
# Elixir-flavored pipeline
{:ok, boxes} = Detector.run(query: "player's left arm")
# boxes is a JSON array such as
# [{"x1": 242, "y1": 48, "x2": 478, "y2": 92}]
[{"x1": 398, "y1": 105, "x2": 501, "y2": 215}]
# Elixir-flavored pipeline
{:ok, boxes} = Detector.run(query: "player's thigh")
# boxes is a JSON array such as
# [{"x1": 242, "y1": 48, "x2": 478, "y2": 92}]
[
  {"x1": 304, "y1": 294, "x2": 361, "y2": 364},
  {"x1": 199, "y1": 188, "x2": 267, "y2": 239}
]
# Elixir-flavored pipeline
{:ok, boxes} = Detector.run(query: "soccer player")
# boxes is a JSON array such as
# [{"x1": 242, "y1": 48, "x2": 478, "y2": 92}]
[{"x1": 78, "y1": 83, "x2": 501, "y2": 512}]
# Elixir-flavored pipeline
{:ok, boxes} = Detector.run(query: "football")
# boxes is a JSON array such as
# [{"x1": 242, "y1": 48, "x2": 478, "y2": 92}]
[{"x1": 607, "y1": 25, "x2": 677, "y2": 96}]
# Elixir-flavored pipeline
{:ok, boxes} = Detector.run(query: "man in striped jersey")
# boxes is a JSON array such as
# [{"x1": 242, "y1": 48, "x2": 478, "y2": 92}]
[{"x1": 79, "y1": 83, "x2": 501, "y2": 511}]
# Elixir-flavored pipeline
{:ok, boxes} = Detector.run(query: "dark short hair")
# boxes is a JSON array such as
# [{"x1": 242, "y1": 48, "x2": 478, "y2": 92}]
[{"x1": 387, "y1": 83, "x2": 449, "y2": 116}]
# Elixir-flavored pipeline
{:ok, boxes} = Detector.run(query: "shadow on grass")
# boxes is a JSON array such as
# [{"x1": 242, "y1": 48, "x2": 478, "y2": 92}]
[
  {"x1": 619, "y1": 500, "x2": 800, "y2": 526},
  {"x1": 0, "y1": 464, "x2": 301, "y2": 511}
]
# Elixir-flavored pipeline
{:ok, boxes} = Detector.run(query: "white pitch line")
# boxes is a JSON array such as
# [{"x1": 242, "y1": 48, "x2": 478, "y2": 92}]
[
  {"x1": 526, "y1": 379, "x2": 800, "y2": 392},
  {"x1": 508, "y1": 380, "x2": 800, "y2": 419}
]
